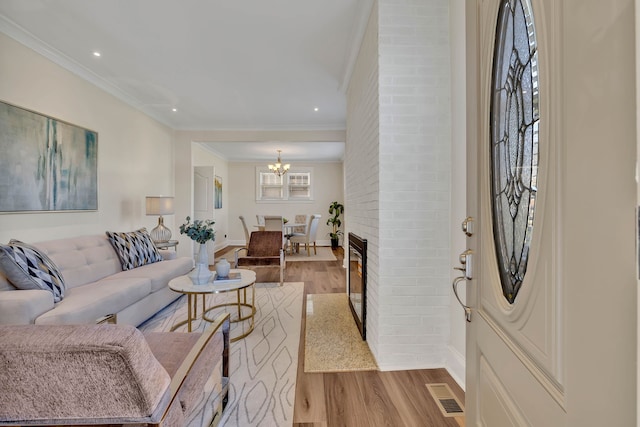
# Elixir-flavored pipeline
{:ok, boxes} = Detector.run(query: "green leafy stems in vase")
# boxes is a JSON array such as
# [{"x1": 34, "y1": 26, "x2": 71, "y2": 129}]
[{"x1": 179, "y1": 216, "x2": 215, "y2": 243}]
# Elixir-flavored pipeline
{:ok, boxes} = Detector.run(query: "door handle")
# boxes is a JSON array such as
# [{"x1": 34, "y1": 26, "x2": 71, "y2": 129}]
[
  {"x1": 454, "y1": 249, "x2": 473, "y2": 280},
  {"x1": 453, "y1": 276, "x2": 471, "y2": 322},
  {"x1": 453, "y1": 249, "x2": 473, "y2": 322}
]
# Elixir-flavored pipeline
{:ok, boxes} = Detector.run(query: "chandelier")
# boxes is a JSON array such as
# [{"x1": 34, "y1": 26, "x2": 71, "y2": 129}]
[{"x1": 268, "y1": 150, "x2": 290, "y2": 176}]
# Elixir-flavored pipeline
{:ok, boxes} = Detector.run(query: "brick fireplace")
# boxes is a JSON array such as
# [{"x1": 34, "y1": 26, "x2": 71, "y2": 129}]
[{"x1": 348, "y1": 232, "x2": 367, "y2": 340}]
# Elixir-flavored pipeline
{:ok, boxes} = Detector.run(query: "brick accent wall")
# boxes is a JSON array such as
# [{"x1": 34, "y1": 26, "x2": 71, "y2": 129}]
[
  {"x1": 346, "y1": 0, "x2": 451, "y2": 370},
  {"x1": 346, "y1": 1, "x2": 381, "y2": 358}
]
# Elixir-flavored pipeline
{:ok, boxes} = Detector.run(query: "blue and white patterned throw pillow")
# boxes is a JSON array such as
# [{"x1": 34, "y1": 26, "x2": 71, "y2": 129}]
[
  {"x1": 0, "y1": 240, "x2": 66, "y2": 302},
  {"x1": 106, "y1": 228, "x2": 163, "y2": 271}
]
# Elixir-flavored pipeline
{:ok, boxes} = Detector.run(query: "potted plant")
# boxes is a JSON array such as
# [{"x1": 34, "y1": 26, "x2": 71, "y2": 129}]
[
  {"x1": 326, "y1": 201, "x2": 344, "y2": 249},
  {"x1": 179, "y1": 216, "x2": 215, "y2": 244},
  {"x1": 179, "y1": 216, "x2": 215, "y2": 283}
]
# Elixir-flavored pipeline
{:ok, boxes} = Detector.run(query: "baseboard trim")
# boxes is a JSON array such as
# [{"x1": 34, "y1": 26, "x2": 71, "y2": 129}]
[
  {"x1": 445, "y1": 345, "x2": 465, "y2": 390},
  {"x1": 222, "y1": 239, "x2": 340, "y2": 249}
]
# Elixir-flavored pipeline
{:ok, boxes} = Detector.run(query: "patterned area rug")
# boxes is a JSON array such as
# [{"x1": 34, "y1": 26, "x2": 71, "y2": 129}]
[
  {"x1": 219, "y1": 246, "x2": 337, "y2": 262},
  {"x1": 139, "y1": 282, "x2": 304, "y2": 426}
]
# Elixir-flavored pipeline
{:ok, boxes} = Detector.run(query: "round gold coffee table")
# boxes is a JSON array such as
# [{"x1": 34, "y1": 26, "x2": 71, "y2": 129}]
[{"x1": 168, "y1": 269, "x2": 256, "y2": 341}]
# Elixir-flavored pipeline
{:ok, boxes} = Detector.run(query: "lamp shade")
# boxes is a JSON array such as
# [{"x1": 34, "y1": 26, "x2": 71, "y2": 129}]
[{"x1": 146, "y1": 196, "x2": 174, "y2": 216}]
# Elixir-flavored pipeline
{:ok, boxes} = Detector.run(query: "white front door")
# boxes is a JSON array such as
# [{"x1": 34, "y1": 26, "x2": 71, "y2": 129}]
[{"x1": 463, "y1": 0, "x2": 636, "y2": 426}]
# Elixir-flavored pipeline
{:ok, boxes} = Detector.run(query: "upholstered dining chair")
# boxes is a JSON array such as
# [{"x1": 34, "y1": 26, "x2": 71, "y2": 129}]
[
  {"x1": 239, "y1": 215, "x2": 250, "y2": 247},
  {"x1": 263, "y1": 215, "x2": 284, "y2": 232},
  {"x1": 289, "y1": 214, "x2": 321, "y2": 256},
  {"x1": 235, "y1": 231, "x2": 285, "y2": 285},
  {"x1": 264, "y1": 216, "x2": 286, "y2": 248},
  {"x1": 256, "y1": 214, "x2": 265, "y2": 231},
  {"x1": 292, "y1": 214, "x2": 308, "y2": 234},
  {"x1": 283, "y1": 214, "x2": 308, "y2": 254}
]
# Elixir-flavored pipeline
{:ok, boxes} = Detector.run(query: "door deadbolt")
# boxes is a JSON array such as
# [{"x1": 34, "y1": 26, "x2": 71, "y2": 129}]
[{"x1": 461, "y1": 217, "x2": 474, "y2": 237}]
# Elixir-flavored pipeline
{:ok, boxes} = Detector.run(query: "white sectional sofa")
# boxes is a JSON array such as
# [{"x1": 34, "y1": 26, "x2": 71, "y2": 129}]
[{"x1": 0, "y1": 234, "x2": 193, "y2": 326}]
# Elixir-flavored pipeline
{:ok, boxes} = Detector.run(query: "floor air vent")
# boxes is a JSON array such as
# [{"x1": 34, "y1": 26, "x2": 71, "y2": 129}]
[{"x1": 425, "y1": 383, "x2": 465, "y2": 418}]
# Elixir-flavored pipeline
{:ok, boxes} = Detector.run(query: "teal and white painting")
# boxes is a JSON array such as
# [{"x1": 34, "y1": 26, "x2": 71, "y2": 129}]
[
  {"x1": 0, "y1": 101, "x2": 98, "y2": 212},
  {"x1": 214, "y1": 175, "x2": 222, "y2": 209}
]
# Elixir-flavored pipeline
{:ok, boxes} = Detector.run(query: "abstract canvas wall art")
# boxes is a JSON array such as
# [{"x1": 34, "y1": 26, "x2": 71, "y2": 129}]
[
  {"x1": 214, "y1": 175, "x2": 222, "y2": 209},
  {"x1": 0, "y1": 101, "x2": 98, "y2": 212}
]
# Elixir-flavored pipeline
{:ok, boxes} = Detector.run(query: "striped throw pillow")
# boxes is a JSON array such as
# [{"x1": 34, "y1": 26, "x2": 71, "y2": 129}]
[
  {"x1": 0, "y1": 240, "x2": 66, "y2": 302},
  {"x1": 106, "y1": 228, "x2": 163, "y2": 271}
]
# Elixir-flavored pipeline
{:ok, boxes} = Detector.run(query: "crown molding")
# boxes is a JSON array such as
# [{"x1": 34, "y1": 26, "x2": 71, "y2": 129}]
[
  {"x1": 339, "y1": 0, "x2": 375, "y2": 93},
  {"x1": 0, "y1": 13, "x2": 172, "y2": 127}
]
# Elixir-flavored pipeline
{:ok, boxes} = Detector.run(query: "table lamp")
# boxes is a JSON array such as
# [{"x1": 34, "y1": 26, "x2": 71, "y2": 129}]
[{"x1": 146, "y1": 196, "x2": 174, "y2": 242}]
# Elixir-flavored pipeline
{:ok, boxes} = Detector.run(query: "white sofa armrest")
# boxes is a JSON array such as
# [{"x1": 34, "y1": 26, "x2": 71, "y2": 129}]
[{"x1": 0, "y1": 289, "x2": 54, "y2": 324}]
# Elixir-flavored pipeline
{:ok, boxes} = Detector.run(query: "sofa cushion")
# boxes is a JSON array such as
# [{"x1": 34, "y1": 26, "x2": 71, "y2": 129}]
[
  {"x1": 35, "y1": 277, "x2": 152, "y2": 325},
  {"x1": 33, "y1": 235, "x2": 123, "y2": 289},
  {"x1": 110, "y1": 257, "x2": 193, "y2": 293},
  {"x1": 0, "y1": 240, "x2": 66, "y2": 302},
  {"x1": 106, "y1": 228, "x2": 163, "y2": 271}
]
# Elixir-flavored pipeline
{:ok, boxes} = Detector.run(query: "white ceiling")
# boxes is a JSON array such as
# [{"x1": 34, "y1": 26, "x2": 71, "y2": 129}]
[
  {"x1": 197, "y1": 141, "x2": 346, "y2": 163},
  {"x1": 0, "y1": 0, "x2": 373, "y2": 161}
]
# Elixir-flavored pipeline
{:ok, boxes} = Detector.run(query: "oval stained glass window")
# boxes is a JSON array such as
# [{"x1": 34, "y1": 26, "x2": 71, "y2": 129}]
[{"x1": 490, "y1": 0, "x2": 539, "y2": 304}]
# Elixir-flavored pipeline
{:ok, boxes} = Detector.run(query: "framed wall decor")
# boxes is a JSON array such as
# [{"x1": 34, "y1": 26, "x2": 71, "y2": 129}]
[
  {"x1": 0, "y1": 101, "x2": 98, "y2": 213},
  {"x1": 214, "y1": 175, "x2": 222, "y2": 209}
]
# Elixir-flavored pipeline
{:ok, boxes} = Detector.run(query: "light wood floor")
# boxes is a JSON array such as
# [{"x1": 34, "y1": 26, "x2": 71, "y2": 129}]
[{"x1": 217, "y1": 246, "x2": 465, "y2": 427}]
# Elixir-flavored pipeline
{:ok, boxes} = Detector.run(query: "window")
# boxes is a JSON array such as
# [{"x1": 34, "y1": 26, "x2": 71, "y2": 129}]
[
  {"x1": 287, "y1": 172, "x2": 311, "y2": 199},
  {"x1": 256, "y1": 167, "x2": 313, "y2": 201},
  {"x1": 257, "y1": 170, "x2": 284, "y2": 200},
  {"x1": 490, "y1": 0, "x2": 539, "y2": 304}
]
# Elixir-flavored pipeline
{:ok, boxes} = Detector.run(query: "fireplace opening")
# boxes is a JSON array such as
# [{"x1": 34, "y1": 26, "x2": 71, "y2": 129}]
[{"x1": 348, "y1": 232, "x2": 367, "y2": 340}]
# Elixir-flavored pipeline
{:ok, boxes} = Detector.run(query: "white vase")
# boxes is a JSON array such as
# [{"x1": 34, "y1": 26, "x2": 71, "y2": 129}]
[
  {"x1": 215, "y1": 258, "x2": 231, "y2": 278},
  {"x1": 189, "y1": 242, "x2": 212, "y2": 284}
]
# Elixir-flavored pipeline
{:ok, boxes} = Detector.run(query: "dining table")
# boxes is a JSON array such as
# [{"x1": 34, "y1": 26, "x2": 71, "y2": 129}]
[
  {"x1": 253, "y1": 222, "x2": 306, "y2": 233},
  {"x1": 283, "y1": 222, "x2": 306, "y2": 234}
]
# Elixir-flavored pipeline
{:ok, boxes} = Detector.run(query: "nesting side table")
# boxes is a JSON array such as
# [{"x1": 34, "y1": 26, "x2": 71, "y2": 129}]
[{"x1": 168, "y1": 269, "x2": 256, "y2": 341}]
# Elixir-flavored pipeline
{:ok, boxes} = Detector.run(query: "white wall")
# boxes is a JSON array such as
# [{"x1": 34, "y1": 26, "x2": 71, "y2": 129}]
[
  {"x1": 192, "y1": 143, "x2": 229, "y2": 253},
  {"x1": 448, "y1": 0, "x2": 467, "y2": 388},
  {"x1": 0, "y1": 33, "x2": 175, "y2": 243},
  {"x1": 346, "y1": 1, "x2": 381, "y2": 360},
  {"x1": 636, "y1": 0, "x2": 640, "y2": 423},
  {"x1": 227, "y1": 161, "x2": 343, "y2": 246},
  {"x1": 173, "y1": 130, "x2": 345, "y2": 259},
  {"x1": 378, "y1": 0, "x2": 452, "y2": 370},
  {"x1": 346, "y1": 0, "x2": 454, "y2": 372}
]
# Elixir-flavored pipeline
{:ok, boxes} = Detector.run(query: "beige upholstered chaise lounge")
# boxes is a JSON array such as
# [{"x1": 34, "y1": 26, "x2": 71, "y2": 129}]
[{"x1": 0, "y1": 313, "x2": 230, "y2": 427}]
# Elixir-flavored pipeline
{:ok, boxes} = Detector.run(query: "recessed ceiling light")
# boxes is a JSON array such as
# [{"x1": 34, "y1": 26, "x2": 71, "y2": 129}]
[
  {"x1": 93, "y1": 51, "x2": 101, "y2": 57},
  {"x1": 172, "y1": 108, "x2": 177, "y2": 112},
  {"x1": 314, "y1": 107, "x2": 319, "y2": 112}
]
